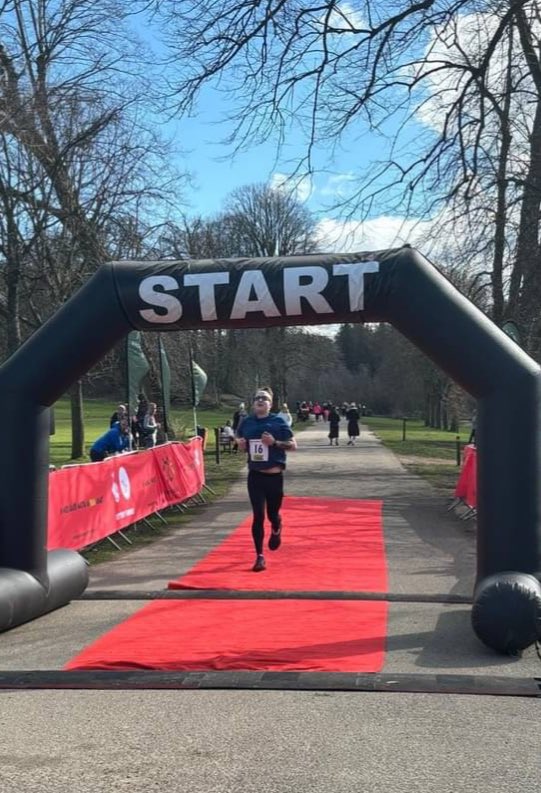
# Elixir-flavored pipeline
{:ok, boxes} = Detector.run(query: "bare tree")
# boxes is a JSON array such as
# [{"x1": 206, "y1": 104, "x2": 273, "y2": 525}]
[
  {"x1": 159, "y1": 1, "x2": 541, "y2": 353},
  {"x1": 222, "y1": 183, "x2": 319, "y2": 404},
  {"x1": 0, "y1": 0, "x2": 181, "y2": 456}
]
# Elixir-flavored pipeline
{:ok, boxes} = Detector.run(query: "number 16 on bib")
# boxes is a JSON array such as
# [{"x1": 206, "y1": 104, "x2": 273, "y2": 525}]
[{"x1": 249, "y1": 439, "x2": 269, "y2": 462}]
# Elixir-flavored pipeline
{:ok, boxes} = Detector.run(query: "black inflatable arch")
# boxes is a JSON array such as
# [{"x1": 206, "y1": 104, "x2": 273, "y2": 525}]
[{"x1": 1, "y1": 248, "x2": 540, "y2": 651}]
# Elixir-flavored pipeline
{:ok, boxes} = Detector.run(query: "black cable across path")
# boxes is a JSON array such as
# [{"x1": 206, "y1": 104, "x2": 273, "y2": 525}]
[
  {"x1": 77, "y1": 589, "x2": 473, "y2": 604},
  {"x1": 0, "y1": 670, "x2": 539, "y2": 697}
]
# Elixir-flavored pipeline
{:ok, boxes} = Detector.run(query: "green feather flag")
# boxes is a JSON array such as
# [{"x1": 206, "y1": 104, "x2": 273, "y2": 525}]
[
  {"x1": 191, "y1": 360, "x2": 208, "y2": 407},
  {"x1": 127, "y1": 331, "x2": 150, "y2": 414}
]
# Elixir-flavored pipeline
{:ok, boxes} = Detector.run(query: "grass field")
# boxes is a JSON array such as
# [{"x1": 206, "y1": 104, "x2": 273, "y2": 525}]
[
  {"x1": 362, "y1": 416, "x2": 466, "y2": 493},
  {"x1": 50, "y1": 398, "x2": 239, "y2": 467}
]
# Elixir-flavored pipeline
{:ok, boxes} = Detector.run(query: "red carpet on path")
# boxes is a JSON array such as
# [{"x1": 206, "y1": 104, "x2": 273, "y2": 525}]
[
  {"x1": 66, "y1": 599, "x2": 387, "y2": 672},
  {"x1": 66, "y1": 497, "x2": 388, "y2": 672},
  {"x1": 169, "y1": 496, "x2": 387, "y2": 592}
]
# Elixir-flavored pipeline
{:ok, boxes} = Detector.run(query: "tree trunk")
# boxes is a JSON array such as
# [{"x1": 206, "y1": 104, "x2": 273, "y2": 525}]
[
  {"x1": 509, "y1": 99, "x2": 541, "y2": 350},
  {"x1": 434, "y1": 396, "x2": 441, "y2": 429},
  {"x1": 3, "y1": 200, "x2": 22, "y2": 355},
  {"x1": 70, "y1": 379, "x2": 85, "y2": 459},
  {"x1": 265, "y1": 327, "x2": 282, "y2": 409},
  {"x1": 441, "y1": 400, "x2": 448, "y2": 431},
  {"x1": 5, "y1": 252, "x2": 22, "y2": 355},
  {"x1": 491, "y1": 31, "x2": 513, "y2": 326},
  {"x1": 424, "y1": 389, "x2": 431, "y2": 426}
]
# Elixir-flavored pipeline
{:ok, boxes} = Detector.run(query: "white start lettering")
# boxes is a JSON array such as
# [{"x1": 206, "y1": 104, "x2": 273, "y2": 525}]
[
  {"x1": 230, "y1": 270, "x2": 281, "y2": 319},
  {"x1": 138, "y1": 276, "x2": 183, "y2": 323},
  {"x1": 184, "y1": 272, "x2": 230, "y2": 321},
  {"x1": 333, "y1": 261, "x2": 380, "y2": 311},
  {"x1": 283, "y1": 266, "x2": 333, "y2": 315},
  {"x1": 137, "y1": 262, "x2": 379, "y2": 324}
]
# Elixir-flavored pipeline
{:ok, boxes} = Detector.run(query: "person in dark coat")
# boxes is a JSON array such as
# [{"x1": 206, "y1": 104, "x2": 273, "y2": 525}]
[
  {"x1": 109, "y1": 403, "x2": 127, "y2": 428},
  {"x1": 346, "y1": 403, "x2": 360, "y2": 446},
  {"x1": 328, "y1": 407, "x2": 340, "y2": 446}
]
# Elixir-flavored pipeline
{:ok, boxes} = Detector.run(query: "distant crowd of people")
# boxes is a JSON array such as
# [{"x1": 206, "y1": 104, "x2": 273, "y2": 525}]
[
  {"x1": 294, "y1": 400, "x2": 367, "y2": 423},
  {"x1": 326, "y1": 402, "x2": 361, "y2": 446},
  {"x1": 219, "y1": 397, "x2": 366, "y2": 451},
  {"x1": 89, "y1": 394, "x2": 161, "y2": 462},
  {"x1": 293, "y1": 400, "x2": 364, "y2": 445}
]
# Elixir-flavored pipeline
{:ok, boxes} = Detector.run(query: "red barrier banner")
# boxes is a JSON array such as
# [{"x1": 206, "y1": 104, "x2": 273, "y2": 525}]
[
  {"x1": 454, "y1": 444, "x2": 477, "y2": 508},
  {"x1": 152, "y1": 440, "x2": 205, "y2": 506},
  {"x1": 47, "y1": 439, "x2": 204, "y2": 551}
]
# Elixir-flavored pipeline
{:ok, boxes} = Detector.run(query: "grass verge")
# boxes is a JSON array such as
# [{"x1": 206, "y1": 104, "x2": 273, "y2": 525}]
[{"x1": 362, "y1": 416, "x2": 464, "y2": 495}]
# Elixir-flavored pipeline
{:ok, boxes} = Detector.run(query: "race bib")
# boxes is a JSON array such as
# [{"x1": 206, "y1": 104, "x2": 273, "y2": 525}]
[{"x1": 249, "y1": 438, "x2": 269, "y2": 462}]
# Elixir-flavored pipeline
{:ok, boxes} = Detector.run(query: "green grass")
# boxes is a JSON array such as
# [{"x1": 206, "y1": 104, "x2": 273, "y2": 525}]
[
  {"x1": 362, "y1": 416, "x2": 463, "y2": 460},
  {"x1": 362, "y1": 416, "x2": 464, "y2": 494},
  {"x1": 50, "y1": 398, "x2": 239, "y2": 467}
]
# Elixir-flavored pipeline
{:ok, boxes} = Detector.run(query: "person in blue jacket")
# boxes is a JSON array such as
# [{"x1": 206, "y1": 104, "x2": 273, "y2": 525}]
[
  {"x1": 90, "y1": 417, "x2": 130, "y2": 462},
  {"x1": 237, "y1": 387, "x2": 297, "y2": 572}
]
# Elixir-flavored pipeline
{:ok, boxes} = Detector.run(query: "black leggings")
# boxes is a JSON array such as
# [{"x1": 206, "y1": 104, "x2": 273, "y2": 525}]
[{"x1": 247, "y1": 470, "x2": 284, "y2": 555}]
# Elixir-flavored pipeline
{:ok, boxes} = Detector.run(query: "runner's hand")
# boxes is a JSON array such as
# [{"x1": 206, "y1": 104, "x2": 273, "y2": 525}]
[
  {"x1": 237, "y1": 438, "x2": 247, "y2": 451},
  {"x1": 261, "y1": 432, "x2": 275, "y2": 446}
]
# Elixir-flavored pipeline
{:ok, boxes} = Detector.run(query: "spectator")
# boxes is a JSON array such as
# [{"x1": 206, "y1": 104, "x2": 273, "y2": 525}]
[
  {"x1": 220, "y1": 420, "x2": 236, "y2": 443},
  {"x1": 90, "y1": 417, "x2": 130, "y2": 462},
  {"x1": 109, "y1": 403, "x2": 128, "y2": 428},
  {"x1": 232, "y1": 402, "x2": 247, "y2": 434},
  {"x1": 141, "y1": 402, "x2": 159, "y2": 448},
  {"x1": 328, "y1": 406, "x2": 340, "y2": 446},
  {"x1": 346, "y1": 402, "x2": 361, "y2": 446},
  {"x1": 277, "y1": 403, "x2": 293, "y2": 427}
]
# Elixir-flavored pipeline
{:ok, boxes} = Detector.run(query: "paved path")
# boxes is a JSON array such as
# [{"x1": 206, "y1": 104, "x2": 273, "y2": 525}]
[{"x1": 0, "y1": 421, "x2": 539, "y2": 793}]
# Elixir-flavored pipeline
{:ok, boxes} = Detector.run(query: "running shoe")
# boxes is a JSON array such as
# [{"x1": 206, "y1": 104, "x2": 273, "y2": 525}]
[
  {"x1": 252, "y1": 554, "x2": 266, "y2": 572},
  {"x1": 269, "y1": 519, "x2": 282, "y2": 551}
]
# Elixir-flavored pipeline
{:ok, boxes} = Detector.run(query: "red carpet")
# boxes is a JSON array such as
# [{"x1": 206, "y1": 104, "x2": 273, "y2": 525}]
[
  {"x1": 66, "y1": 599, "x2": 387, "y2": 672},
  {"x1": 66, "y1": 497, "x2": 388, "y2": 672},
  {"x1": 169, "y1": 496, "x2": 386, "y2": 592}
]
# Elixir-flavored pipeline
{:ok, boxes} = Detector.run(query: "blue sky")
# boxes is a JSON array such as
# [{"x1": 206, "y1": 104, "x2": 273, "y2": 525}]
[
  {"x1": 174, "y1": 85, "x2": 426, "y2": 220},
  {"x1": 135, "y1": 7, "x2": 437, "y2": 251}
]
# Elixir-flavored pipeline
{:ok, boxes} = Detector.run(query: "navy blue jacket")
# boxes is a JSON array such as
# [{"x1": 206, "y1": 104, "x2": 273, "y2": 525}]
[{"x1": 238, "y1": 413, "x2": 293, "y2": 470}]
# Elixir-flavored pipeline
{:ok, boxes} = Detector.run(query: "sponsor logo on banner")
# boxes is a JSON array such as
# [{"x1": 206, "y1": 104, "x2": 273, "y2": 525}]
[
  {"x1": 60, "y1": 496, "x2": 103, "y2": 514},
  {"x1": 47, "y1": 441, "x2": 204, "y2": 552},
  {"x1": 111, "y1": 466, "x2": 135, "y2": 521}
]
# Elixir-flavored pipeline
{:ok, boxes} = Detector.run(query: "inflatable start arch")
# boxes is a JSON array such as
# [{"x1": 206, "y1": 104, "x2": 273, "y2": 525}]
[{"x1": 0, "y1": 248, "x2": 540, "y2": 652}]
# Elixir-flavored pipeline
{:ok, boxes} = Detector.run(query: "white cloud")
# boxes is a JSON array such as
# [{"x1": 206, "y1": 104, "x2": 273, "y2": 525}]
[
  {"x1": 319, "y1": 172, "x2": 358, "y2": 198},
  {"x1": 315, "y1": 2, "x2": 365, "y2": 34},
  {"x1": 326, "y1": 2, "x2": 365, "y2": 32},
  {"x1": 413, "y1": 12, "x2": 540, "y2": 137},
  {"x1": 413, "y1": 13, "x2": 500, "y2": 132},
  {"x1": 270, "y1": 172, "x2": 313, "y2": 203},
  {"x1": 316, "y1": 215, "x2": 431, "y2": 253}
]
